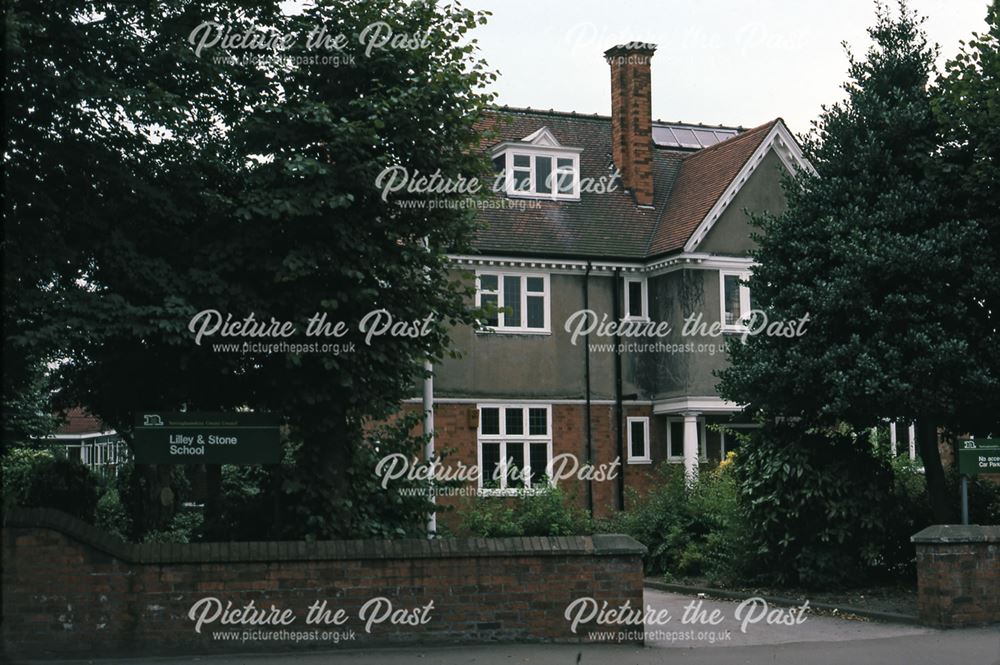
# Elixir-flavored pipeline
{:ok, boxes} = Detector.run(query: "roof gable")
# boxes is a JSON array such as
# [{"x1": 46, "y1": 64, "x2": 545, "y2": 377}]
[
  {"x1": 646, "y1": 119, "x2": 811, "y2": 257},
  {"x1": 520, "y1": 126, "x2": 561, "y2": 147}
]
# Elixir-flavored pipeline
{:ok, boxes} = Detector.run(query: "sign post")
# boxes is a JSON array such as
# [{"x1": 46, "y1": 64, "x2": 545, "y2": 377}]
[
  {"x1": 133, "y1": 412, "x2": 281, "y2": 464},
  {"x1": 956, "y1": 438, "x2": 1000, "y2": 525}
]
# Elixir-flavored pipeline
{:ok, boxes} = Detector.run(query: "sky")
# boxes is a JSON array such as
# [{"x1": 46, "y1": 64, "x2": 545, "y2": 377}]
[{"x1": 461, "y1": 0, "x2": 991, "y2": 135}]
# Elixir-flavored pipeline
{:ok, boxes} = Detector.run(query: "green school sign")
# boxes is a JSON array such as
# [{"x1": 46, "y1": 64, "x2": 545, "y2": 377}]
[
  {"x1": 957, "y1": 439, "x2": 1000, "y2": 476},
  {"x1": 133, "y1": 412, "x2": 281, "y2": 464}
]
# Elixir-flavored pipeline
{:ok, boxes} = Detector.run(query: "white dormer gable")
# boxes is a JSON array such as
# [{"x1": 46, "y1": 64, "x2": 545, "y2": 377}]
[
  {"x1": 491, "y1": 126, "x2": 583, "y2": 201},
  {"x1": 521, "y1": 126, "x2": 561, "y2": 147}
]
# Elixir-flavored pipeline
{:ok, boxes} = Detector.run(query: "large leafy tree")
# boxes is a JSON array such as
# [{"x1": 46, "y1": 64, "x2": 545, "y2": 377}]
[
  {"x1": 718, "y1": 1, "x2": 996, "y2": 522},
  {"x1": 4, "y1": 0, "x2": 496, "y2": 537},
  {"x1": 4, "y1": 0, "x2": 280, "y2": 528},
  {"x1": 933, "y1": 0, "x2": 1000, "y2": 435}
]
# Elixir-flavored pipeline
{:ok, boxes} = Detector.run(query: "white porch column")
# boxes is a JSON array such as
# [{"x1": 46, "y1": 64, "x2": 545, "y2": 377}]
[
  {"x1": 908, "y1": 423, "x2": 916, "y2": 461},
  {"x1": 683, "y1": 412, "x2": 700, "y2": 484},
  {"x1": 889, "y1": 422, "x2": 897, "y2": 457}
]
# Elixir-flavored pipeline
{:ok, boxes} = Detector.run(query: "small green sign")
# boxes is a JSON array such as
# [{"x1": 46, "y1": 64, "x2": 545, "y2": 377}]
[
  {"x1": 957, "y1": 438, "x2": 1000, "y2": 476},
  {"x1": 133, "y1": 412, "x2": 281, "y2": 464}
]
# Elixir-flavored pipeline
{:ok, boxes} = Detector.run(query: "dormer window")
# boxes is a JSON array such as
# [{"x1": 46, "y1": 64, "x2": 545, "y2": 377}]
[{"x1": 492, "y1": 127, "x2": 582, "y2": 200}]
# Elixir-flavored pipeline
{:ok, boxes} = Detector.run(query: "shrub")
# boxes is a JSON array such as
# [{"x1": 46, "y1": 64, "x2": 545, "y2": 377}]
[
  {"x1": 278, "y1": 413, "x2": 466, "y2": 540},
  {"x1": 2, "y1": 447, "x2": 56, "y2": 508},
  {"x1": 947, "y1": 466, "x2": 1000, "y2": 526},
  {"x1": 596, "y1": 460, "x2": 749, "y2": 584},
  {"x1": 142, "y1": 508, "x2": 204, "y2": 544},
  {"x1": 212, "y1": 463, "x2": 277, "y2": 541},
  {"x1": 459, "y1": 484, "x2": 592, "y2": 537},
  {"x1": 213, "y1": 413, "x2": 465, "y2": 541},
  {"x1": 1, "y1": 447, "x2": 99, "y2": 522},
  {"x1": 114, "y1": 461, "x2": 193, "y2": 541},
  {"x1": 733, "y1": 421, "x2": 898, "y2": 588},
  {"x1": 95, "y1": 487, "x2": 131, "y2": 541}
]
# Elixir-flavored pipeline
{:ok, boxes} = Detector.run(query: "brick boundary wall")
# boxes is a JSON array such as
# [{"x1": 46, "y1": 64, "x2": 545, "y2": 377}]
[
  {"x1": 912, "y1": 525, "x2": 1000, "y2": 627},
  {"x1": 1, "y1": 508, "x2": 646, "y2": 660}
]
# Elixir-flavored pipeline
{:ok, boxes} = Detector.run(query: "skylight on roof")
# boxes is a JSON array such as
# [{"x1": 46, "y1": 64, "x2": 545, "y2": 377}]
[{"x1": 652, "y1": 124, "x2": 739, "y2": 149}]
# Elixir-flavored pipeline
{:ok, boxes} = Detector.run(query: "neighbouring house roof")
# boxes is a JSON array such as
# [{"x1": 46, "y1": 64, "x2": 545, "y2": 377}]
[
  {"x1": 54, "y1": 407, "x2": 108, "y2": 436},
  {"x1": 471, "y1": 108, "x2": 792, "y2": 261}
]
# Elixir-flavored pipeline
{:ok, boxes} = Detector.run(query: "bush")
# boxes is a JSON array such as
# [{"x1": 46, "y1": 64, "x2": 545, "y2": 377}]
[
  {"x1": 878, "y1": 455, "x2": 1000, "y2": 579},
  {"x1": 215, "y1": 413, "x2": 464, "y2": 541},
  {"x1": 2, "y1": 446, "x2": 56, "y2": 508},
  {"x1": 733, "y1": 421, "x2": 899, "y2": 588},
  {"x1": 95, "y1": 487, "x2": 131, "y2": 541},
  {"x1": 213, "y1": 463, "x2": 277, "y2": 541},
  {"x1": 142, "y1": 508, "x2": 204, "y2": 544},
  {"x1": 597, "y1": 460, "x2": 749, "y2": 584},
  {"x1": 114, "y1": 461, "x2": 193, "y2": 542},
  {"x1": 947, "y1": 466, "x2": 1000, "y2": 526},
  {"x1": 459, "y1": 484, "x2": 593, "y2": 537},
  {"x1": 1, "y1": 447, "x2": 99, "y2": 522}
]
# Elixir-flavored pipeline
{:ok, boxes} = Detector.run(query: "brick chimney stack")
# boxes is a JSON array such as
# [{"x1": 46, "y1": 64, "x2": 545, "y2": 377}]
[{"x1": 605, "y1": 42, "x2": 657, "y2": 207}]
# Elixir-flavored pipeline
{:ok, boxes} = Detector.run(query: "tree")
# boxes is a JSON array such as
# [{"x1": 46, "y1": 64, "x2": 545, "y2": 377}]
[
  {"x1": 933, "y1": 0, "x2": 1000, "y2": 438},
  {"x1": 717, "y1": 1, "x2": 994, "y2": 522},
  {"x1": 4, "y1": 0, "x2": 284, "y2": 532},
  {"x1": 4, "y1": 0, "x2": 496, "y2": 538}
]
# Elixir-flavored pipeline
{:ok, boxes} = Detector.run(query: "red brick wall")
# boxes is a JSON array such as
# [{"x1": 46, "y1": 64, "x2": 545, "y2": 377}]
[
  {"x1": 2, "y1": 508, "x2": 646, "y2": 659},
  {"x1": 405, "y1": 402, "x2": 660, "y2": 530},
  {"x1": 912, "y1": 525, "x2": 1000, "y2": 627}
]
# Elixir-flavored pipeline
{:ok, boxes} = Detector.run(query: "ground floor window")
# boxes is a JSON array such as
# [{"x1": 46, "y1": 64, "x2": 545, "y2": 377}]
[
  {"x1": 53, "y1": 435, "x2": 130, "y2": 477},
  {"x1": 666, "y1": 417, "x2": 707, "y2": 462},
  {"x1": 627, "y1": 417, "x2": 651, "y2": 463},
  {"x1": 478, "y1": 404, "x2": 552, "y2": 493}
]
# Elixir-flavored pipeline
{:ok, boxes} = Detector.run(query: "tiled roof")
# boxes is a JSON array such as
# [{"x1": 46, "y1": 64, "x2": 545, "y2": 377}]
[
  {"x1": 55, "y1": 407, "x2": 107, "y2": 435},
  {"x1": 647, "y1": 119, "x2": 780, "y2": 256},
  {"x1": 471, "y1": 109, "x2": 778, "y2": 260}
]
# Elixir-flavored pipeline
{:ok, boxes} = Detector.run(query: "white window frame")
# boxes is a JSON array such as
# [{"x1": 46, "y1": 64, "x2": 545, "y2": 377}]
[
  {"x1": 496, "y1": 147, "x2": 581, "y2": 200},
  {"x1": 477, "y1": 404, "x2": 553, "y2": 495},
  {"x1": 665, "y1": 416, "x2": 708, "y2": 463},
  {"x1": 720, "y1": 270, "x2": 752, "y2": 332},
  {"x1": 626, "y1": 416, "x2": 651, "y2": 464},
  {"x1": 475, "y1": 270, "x2": 551, "y2": 334},
  {"x1": 623, "y1": 277, "x2": 649, "y2": 320}
]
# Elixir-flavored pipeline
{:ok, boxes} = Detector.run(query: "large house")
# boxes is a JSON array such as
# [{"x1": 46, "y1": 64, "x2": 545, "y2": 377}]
[{"x1": 408, "y1": 43, "x2": 813, "y2": 519}]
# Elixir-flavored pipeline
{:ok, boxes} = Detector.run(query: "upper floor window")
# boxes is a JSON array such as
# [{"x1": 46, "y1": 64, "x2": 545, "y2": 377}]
[
  {"x1": 720, "y1": 270, "x2": 752, "y2": 331},
  {"x1": 476, "y1": 271, "x2": 550, "y2": 333},
  {"x1": 491, "y1": 127, "x2": 582, "y2": 200},
  {"x1": 624, "y1": 277, "x2": 648, "y2": 320}
]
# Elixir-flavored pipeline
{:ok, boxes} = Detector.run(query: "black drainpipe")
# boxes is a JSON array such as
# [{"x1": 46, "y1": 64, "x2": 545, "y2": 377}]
[
  {"x1": 612, "y1": 268, "x2": 625, "y2": 512},
  {"x1": 583, "y1": 261, "x2": 593, "y2": 515}
]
